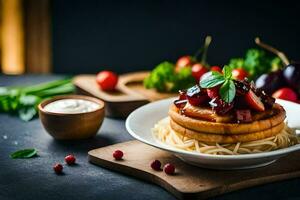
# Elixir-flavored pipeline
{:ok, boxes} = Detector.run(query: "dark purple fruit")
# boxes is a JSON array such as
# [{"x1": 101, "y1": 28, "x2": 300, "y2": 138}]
[
  {"x1": 186, "y1": 85, "x2": 208, "y2": 106},
  {"x1": 234, "y1": 80, "x2": 250, "y2": 96},
  {"x1": 174, "y1": 99, "x2": 187, "y2": 108},
  {"x1": 283, "y1": 63, "x2": 300, "y2": 94},
  {"x1": 209, "y1": 98, "x2": 234, "y2": 115},
  {"x1": 255, "y1": 70, "x2": 286, "y2": 95}
]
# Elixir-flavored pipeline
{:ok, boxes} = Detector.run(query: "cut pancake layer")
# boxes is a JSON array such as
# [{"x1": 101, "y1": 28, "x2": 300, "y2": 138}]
[
  {"x1": 169, "y1": 103, "x2": 286, "y2": 135},
  {"x1": 170, "y1": 119, "x2": 285, "y2": 144}
]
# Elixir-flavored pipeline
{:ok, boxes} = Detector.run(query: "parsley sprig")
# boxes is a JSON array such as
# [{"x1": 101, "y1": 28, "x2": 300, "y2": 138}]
[{"x1": 200, "y1": 66, "x2": 236, "y2": 103}]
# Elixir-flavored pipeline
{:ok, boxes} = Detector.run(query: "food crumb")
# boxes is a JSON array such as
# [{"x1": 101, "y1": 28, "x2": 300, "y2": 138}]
[{"x1": 3, "y1": 135, "x2": 8, "y2": 140}]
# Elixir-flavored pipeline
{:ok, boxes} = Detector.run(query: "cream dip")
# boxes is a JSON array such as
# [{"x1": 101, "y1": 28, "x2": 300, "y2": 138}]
[{"x1": 43, "y1": 99, "x2": 100, "y2": 114}]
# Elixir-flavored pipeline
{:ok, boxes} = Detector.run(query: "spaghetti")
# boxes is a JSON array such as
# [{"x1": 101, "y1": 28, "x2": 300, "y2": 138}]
[{"x1": 153, "y1": 117, "x2": 299, "y2": 155}]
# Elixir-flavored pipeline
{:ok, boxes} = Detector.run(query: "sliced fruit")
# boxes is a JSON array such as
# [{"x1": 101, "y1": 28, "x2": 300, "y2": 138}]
[
  {"x1": 187, "y1": 96, "x2": 208, "y2": 106},
  {"x1": 191, "y1": 63, "x2": 208, "y2": 82},
  {"x1": 272, "y1": 87, "x2": 298, "y2": 102},
  {"x1": 244, "y1": 90, "x2": 265, "y2": 112}
]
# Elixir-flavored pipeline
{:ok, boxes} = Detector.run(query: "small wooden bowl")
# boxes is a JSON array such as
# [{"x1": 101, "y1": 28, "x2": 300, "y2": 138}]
[{"x1": 38, "y1": 95, "x2": 105, "y2": 140}]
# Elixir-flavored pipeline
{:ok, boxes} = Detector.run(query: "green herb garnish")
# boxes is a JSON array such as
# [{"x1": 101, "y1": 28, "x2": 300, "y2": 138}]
[
  {"x1": 143, "y1": 62, "x2": 194, "y2": 92},
  {"x1": 0, "y1": 79, "x2": 74, "y2": 121},
  {"x1": 10, "y1": 148, "x2": 37, "y2": 159},
  {"x1": 200, "y1": 66, "x2": 236, "y2": 103}
]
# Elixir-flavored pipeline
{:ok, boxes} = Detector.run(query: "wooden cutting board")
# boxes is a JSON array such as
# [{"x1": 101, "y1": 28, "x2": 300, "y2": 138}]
[
  {"x1": 88, "y1": 140, "x2": 300, "y2": 200},
  {"x1": 73, "y1": 72, "x2": 176, "y2": 118}
]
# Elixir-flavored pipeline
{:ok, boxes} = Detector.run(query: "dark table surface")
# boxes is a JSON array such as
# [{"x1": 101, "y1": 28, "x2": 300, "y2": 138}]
[{"x1": 1, "y1": 75, "x2": 300, "y2": 200}]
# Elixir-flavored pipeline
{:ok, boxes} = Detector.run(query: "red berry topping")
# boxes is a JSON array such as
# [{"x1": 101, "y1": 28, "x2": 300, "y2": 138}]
[
  {"x1": 207, "y1": 87, "x2": 219, "y2": 99},
  {"x1": 65, "y1": 154, "x2": 76, "y2": 165},
  {"x1": 150, "y1": 160, "x2": 161, "y2": 171},
  {"x1": 245, "y1": 90, "x2": 265, "y2": 112},
  {"x1": 191, "y1": 63, "x2": 208, "y2": 82},
  {"x1": 272, "y1": 87, "x2": 298, "y2": 102},
  {"x1": 163, "y1": 163, "x2": 175, "y2": 175},
  {"x1": 210, "y1": 66, "x2": 222, "y2": 73},
  {"x1": 186, "y1": 85, "x2": 209, "y2": 106},
  {"x1": 113, "y1": 150, "x2": 123, "y2": 160},
  {"x1": 53, "y1": 163, "x2": 63, "y2": 174},
  {"x1": 179, "y1": 90, "x2": 187, "y2": 100}
]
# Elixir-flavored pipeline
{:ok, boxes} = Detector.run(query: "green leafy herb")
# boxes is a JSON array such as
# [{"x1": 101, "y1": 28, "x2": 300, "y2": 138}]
[
  {"x1": 199, "y1": 71, "x2": 225, "y2": 88},
  {"x1": 0, "y1": 79, "x2": 74, "y2": 121},
  {"x1": 227, "y1": 49, "x2": 283, "y2": 79},
  {"x1": 200, "y1": 66, "x2": 236, "y2": 103},
  {"x1": 144, "y1": 62, "x2": 194, "y2": 92},
  {"x1": 10, "y1": 148, "x2": 37, "y2": 159},
  {"x1": 220, "y1": 79, "x2": 236, "y2": 103}
]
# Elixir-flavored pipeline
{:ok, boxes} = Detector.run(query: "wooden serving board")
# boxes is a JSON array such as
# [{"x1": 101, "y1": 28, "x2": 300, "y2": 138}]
[
  {"x1": 88, "y1": 140, "x2": 300, "y2": 200},
  {"x1": 73, "y1": 72, "x2": 176, "y2": 118}
]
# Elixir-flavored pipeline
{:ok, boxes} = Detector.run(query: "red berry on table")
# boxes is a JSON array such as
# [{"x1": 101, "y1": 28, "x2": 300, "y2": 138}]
[
  {"x1": 232, "y1": 68, "x2": 248, "y2": 80},
  {"x1": 244, "y1": 90, "x2": 265, "y2": 112},
  {"x1": 191, "y1": 63, "x2": 208, "y2": 82},
  {"x1": 113, "y1": 150, "x2": 123, "y2": 160},
  {"x1": 53, "y1": 163, "x2": 63, "y2": 174},
  {"x1": 272, "y1": 88, "x2": 298, "y2": 102},
  {"x1": 210, "y1": 66, "x2": 222, "y2": 73},
  {"x1": 65, "y1": 154, "x2": 76, "y2": 165},
  {"x1": 150, "y1": 160, "x2": 162, "y2": 171},
  {"x1": 175, "y1": 56, "x2": 194, "y2": 72},
  {"x1": 96, "y1": 70, "x2": 118, "y2": 91},
  {"x1": 163, "y1": 163, "x2": 175, "y2": 175}
]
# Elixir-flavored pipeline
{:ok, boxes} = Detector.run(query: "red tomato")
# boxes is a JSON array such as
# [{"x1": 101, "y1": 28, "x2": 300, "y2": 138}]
[
  {"x1": 96, "y1": 71, "x2": 118, "y2": 91},
  {"x1": 175, "y1": 56, "x2": 194, "y2": 72},
  {"x1": 210, "y1": 66, "x2": 222, "y2": 73},
  {"x1": 272, "y1": 88, "x2": 298, "y2": 102},
  {"x1": 232, "y1": 68, "x2": 248, "y2": 80},
  {"x1": 191, "y1": 63, "x2": 208, "y2": 82}
]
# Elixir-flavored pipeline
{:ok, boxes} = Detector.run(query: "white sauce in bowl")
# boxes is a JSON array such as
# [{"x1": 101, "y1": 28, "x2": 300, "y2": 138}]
[{"x1": 43, "y1": 99, "x2": 100, "y2": 114}]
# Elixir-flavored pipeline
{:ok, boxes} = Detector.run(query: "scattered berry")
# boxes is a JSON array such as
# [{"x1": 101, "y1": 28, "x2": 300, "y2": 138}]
[
  {"x1": 65, "y1": 154, "x2": 76, "y2": 165},
  {"x1": 53, "y1": 163, "x2": 63, "y2": 174},
  {"x1": 113, "y1": 150, "x2": 123, "y2": 160},
  {"x1": 163, "y1": 163, "x2": 175, "y2": 175},
  {"x1": 150, "y1": 160, "x2": 162, "y2": 171}
]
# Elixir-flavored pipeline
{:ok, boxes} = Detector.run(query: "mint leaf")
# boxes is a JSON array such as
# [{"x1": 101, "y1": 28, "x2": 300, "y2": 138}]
[
  {"x1": 10, "y1": 148, "x2": 37, "y2": 159},
  {"x1": 199, "y1": 72, "x2": 225, "y2": 88},
  {"x1": 220, "y1": 80, "x2": 236, "y2": 103},
  {"x1": 223, "y1": 65, "x2": 232, "y2": 79}
]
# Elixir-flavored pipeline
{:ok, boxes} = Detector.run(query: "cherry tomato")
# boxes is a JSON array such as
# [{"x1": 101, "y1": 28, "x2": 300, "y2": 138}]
[
  {"x1": 175, "y1": 56, "x2": 194, "y2": 72},
  {"x1": 96, "y1": 70, "x2": 118, "y2": 91},
  {"x1": 191, "y1": 63, "x2": 208, "y2": 82},
  {"x1": 272, "y1": 88, "x2": 298, "y2": 102},
  {"x1": 210, "y1": 66, "x2": 222, "y2": 73},
  {"x1": 232, "y1": 68, "x2": 248, "y2": 80}
]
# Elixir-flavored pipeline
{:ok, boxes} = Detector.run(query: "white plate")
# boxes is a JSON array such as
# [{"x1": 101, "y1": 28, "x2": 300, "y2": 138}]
[{"x1": 126, "y1": 98, "x2": 300, "y2": 170}]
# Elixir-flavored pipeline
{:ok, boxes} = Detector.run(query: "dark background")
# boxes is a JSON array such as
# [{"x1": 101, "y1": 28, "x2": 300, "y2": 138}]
[{"x1": 52, "y1": 0, "x2": 300, "y2": 74}]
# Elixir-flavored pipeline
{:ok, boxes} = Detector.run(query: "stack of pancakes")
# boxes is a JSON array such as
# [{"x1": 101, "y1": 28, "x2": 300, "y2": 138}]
[{"x1": 168, "y1": 103, "x2": 286, "y2": 144}]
